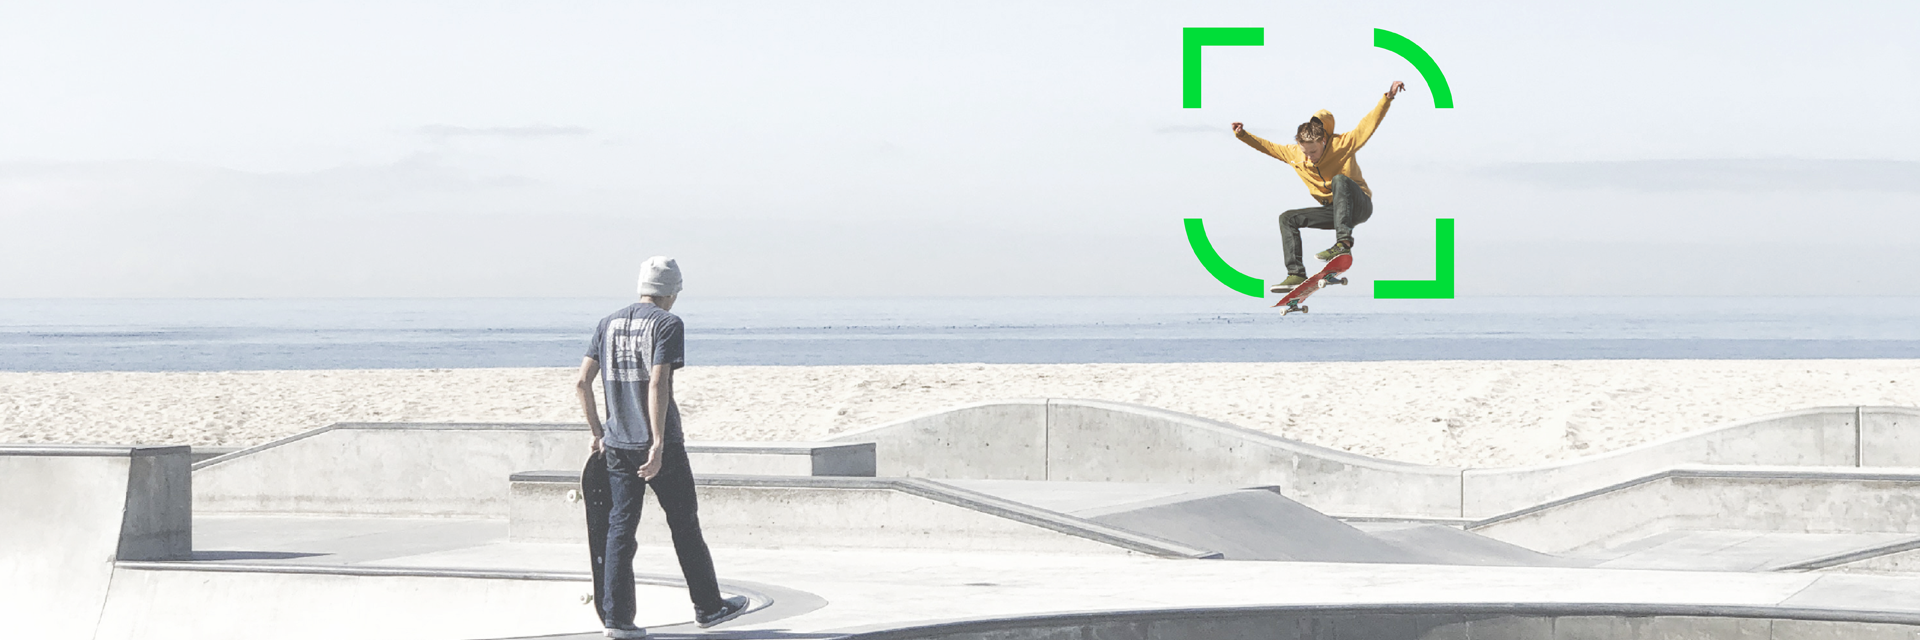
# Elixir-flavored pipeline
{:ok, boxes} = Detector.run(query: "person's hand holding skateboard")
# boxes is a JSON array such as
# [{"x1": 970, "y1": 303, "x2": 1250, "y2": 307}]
[{"x1": 1386, "y1": 80, "x2": 1405, "y2": 99}]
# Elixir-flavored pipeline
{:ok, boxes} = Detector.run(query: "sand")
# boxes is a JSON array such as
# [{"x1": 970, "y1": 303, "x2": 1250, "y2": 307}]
[{"x1": 3, "y1": 360, "x2": 1916, "y2": 468}]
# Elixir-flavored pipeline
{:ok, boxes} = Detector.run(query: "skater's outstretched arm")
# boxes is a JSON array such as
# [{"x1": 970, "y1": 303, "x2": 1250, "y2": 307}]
[
  {"x1": 1332, "y1": 81, "x2": 1405, "y2": 154},
  {"x1": 1231, "y1": 122, "x2": 1302, "y2": 164}
]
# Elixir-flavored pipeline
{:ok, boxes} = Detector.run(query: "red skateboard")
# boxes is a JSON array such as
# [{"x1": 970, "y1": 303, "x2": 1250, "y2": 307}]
[{"x1": 1272, "y1": 254, "x2": 1353, "y2": 315}]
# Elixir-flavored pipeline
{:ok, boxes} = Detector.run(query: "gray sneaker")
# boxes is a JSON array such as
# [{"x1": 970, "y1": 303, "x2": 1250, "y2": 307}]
[
  {"x1": 696, "y1": 595, "x2": 751, "y2": 628},
  {"x1": 1269, "y1": 275, "x2": 1307, "y2": 293},
  {"x1": 603, "y1": 624, "x2": 649, "y2": 639}
]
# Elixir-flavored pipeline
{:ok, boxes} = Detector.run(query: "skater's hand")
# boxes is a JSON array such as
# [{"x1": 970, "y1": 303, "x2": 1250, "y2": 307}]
[
  {"x1": 638, "y1": 446, "x2": 664, "y2": 480},
  {"x1": 590, "y1": 436, "x2": 603, "y2": 454},
  {"x1": 1230, "y1": 122, "x2": 1244, "y2": 134},
  {"x1": 1385, "y1": 81, "x2": 1405, "y2": 99}
]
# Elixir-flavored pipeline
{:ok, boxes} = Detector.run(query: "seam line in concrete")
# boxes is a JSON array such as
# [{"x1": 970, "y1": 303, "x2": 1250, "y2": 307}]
[{"x1": 1043, "y1": 398, "x2": 1053, "y2": 481}]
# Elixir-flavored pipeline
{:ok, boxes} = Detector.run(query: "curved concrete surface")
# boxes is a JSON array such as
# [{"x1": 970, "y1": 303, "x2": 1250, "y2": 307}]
[
  {"x1": 829, "y1": 401, "x2": 1920, "y2": 518},
  {"x1": 832, "y1": 604, "x2": 1920, "y2": 640},
  {"x1": 826, "y1": 398, "x2": 1462, "y2": 517},
  {"x1": 1472, "y1": 466, "x2": 1920, "y2": 555},
  {"x1": 1, "y1": 445, "x2": 190, "y2": 640},
  {"x1": 92, "y1": 563, "x2": 689, "y2": 640}
]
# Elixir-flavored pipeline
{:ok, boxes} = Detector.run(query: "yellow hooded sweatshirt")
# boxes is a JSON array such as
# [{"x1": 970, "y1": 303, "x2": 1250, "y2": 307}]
[{"x1": 1234, "y1": 93, "x2": 1393, "y2": 204}]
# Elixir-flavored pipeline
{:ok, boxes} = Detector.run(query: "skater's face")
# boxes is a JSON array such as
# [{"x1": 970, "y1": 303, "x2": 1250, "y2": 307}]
[{"x1": 1300, "y1": 140, "x2": 1325, "y2": 163}]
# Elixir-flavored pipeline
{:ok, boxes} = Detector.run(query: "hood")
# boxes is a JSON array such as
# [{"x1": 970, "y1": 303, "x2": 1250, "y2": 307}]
[{"x1": 1311, "y1": 109, "x2": 1335, "y2": 136}]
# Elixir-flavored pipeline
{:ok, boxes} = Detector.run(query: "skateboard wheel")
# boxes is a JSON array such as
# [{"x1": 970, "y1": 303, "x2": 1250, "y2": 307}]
[
  {"x1": 1301, "y1": 305, "x2": 1309, "y2": 313},
  {"x1": 566, "y1": 489, "x2": 582, "y2": 503}
]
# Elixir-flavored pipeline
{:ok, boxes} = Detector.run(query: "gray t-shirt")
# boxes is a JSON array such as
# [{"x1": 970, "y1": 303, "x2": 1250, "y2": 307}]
[{"x1": 585, "y1": 303, "x2": 685, "y2": 450}]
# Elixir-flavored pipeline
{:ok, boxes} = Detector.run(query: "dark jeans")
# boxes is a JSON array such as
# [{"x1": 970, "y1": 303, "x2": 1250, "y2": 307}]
[
  {"x1": 1278, "y1": 173, "x2": 1373, "y2": 277},
  {"x1": 601, "y1": 441, "x2": 724, "y2": 627}
]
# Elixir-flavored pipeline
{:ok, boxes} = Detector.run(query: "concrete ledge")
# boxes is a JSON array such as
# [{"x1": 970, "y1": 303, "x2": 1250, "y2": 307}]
[
  {"x1": 684, "y1": 441, "x2": 876, "y2": 477},
  {"x1": 1470, "y1": 466, "x2": 1920, "y2": 555},
  {"x1": 829, "y1": 399, "x2": 1462, "y2": 518},
  {"x1": 193, "y1": 422, "x2": 875, "y2": 516},
  {"x1": 508, "y1": 472, "x2": 1219, "y2": 558},
  {"x1": 1461, "y1": 406, "x2": 1862, "y2": 518},
  {"x1": 1, "y1": 445, "x2": 192, "y2": 640},
  {"x1": 833, "y1": 402, "x2": 1920, "y2": 520},
  {"x1": 835, "y1": 603, "x2": 1920, "y2": 640},
  {"x1": 190, "y1": 447, "x2": 240, "y2": 464}
]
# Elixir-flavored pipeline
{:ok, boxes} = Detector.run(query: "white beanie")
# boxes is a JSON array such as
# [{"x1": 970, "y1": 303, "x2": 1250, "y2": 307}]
[{"x1": 637, "y1": 256, "x2": 683, "y2": 296}]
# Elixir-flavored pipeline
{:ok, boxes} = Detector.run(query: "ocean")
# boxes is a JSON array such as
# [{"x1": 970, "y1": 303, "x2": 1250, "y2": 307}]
[{"x1": 2, "y1": 296, "x2": 1918, "y2": 371}]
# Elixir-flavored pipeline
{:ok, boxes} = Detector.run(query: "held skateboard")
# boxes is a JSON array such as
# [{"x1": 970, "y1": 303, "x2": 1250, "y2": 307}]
[
  {"x1": 1272, "y1": 254, "x2": 1354, "y2": 315},
  {"x1": 583, "y1": 450, "x2": 612, "y2": 623}
]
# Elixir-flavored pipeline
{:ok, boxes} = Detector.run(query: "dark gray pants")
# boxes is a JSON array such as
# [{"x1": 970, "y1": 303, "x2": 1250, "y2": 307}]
[
  {"x1": 602, "y1": 442, "x2": 724, "y2": 627},
  {"x1": 1278, "y1": 174, "x2": 1372, "y2": 277}
]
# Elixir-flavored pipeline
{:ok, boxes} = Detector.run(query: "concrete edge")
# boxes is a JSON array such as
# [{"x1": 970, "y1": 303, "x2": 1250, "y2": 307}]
[
  {"x1": 1048, "y1": 398, "x2": 1459, "y2": 475},
  {"x1": 506, "y1": 472, "x2": 1221, "y2": 559},
  {"x1": 1777, "y1": 536, "x2": 1920, "y2": 572},
  {"x1": 825, "y1": 398, "x2": 1051, "y2": 441},
  {"x1": 686, "y1": 441, "x2": 874, "y2": 455},
  {"x1": 1068, "y1": 485, "x2": 1276, "y2": 520},
  {"x1": 190, "y1": 424, "x2": 343, "y2": 471},
  {"x1": 331, "y1": 423, "x2": 587, "y2": 431},
  {"x1": 830, "y1": 602, "x2": 1920, "y2": 639},
  {"x1": 1468, "y1": 465, "x2": 1920, "y2": 529},
  {"x1": 112, "y1": 560, "x2": 784, "y2": 619},
  {"x1": 897, "y1": 478, "x2": 1222, "y2": 559},
  {"x1": 0, "y1": 444, "x2": 190, "y2": 457},
  {"x1": 830, "y1": 400, "x2": 1889, "y2": 479},
  {"x1": 192, "y1": 422, "x2": 585, "y2": 471},
  {"x1": 192, "y1": 403, "x2": 1911, "y2": 476},
  {"x1": 1465, "y1": 406, "x2": 1863, "y2": 476}
]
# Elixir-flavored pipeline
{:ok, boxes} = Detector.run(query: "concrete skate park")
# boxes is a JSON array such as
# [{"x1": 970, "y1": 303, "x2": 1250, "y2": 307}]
[{"x1": 13, "y1": 400, "x2": 1920, "y2": 639}]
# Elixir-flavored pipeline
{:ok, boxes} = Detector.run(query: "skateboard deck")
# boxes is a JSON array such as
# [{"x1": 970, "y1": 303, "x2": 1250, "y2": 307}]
[
  {"x1": 583, "y1": 450, "x2": 612, "y2": 623},
  {"x1": 1272, "y1": 254, "x2": 1354, "y2": 315}
]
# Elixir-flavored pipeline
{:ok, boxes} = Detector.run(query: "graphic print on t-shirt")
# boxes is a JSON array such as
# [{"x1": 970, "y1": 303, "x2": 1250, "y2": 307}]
[{"x1": 604, "y1": 316, "x2": 654, "y2": 383}]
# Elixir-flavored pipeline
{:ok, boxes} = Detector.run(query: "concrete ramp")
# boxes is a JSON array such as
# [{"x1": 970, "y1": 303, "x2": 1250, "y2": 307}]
[
  {"x1": 1357, "y1": 523, "x2": 1583, "y2": 567},
  {"x1": 1085, "y1": 489, "x2": 1422, "y2": 562},
  {"x1": 830, "y1": 400, "x2": 1920, "y2": 519},
  {"x1": 1472, "y1": 466, "x2": 1920, "y2": 558},
  {"x1": 944, "y1": 480, "x2": 1568, "y2": 566},
  {"x1": 0, "y1": 445, "x2": 191, "y2": 640}
]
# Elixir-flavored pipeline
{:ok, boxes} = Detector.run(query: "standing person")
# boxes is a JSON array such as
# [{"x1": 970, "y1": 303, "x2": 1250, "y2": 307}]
[
  {"x1": 1232, "y1": 80, "x2": 1406, "y2": 293},
  {"x1": 575, "y1": 256, "x2": 748, "y2": 639}
]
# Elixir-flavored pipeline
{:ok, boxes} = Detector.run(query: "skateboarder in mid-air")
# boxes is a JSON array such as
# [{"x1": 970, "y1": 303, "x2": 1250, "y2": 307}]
[{"x1": 1233, "y1": 80, "x2": 1406, "y2": 293}]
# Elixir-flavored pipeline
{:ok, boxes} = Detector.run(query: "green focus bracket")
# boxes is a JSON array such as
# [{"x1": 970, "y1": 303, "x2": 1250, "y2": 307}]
[
  {"x1": 1183, "y1": 218, "x2": 1266, "y2": 298},
  {"x1": 1373, "y1": 28, "x2": 1453, "y2": 109},
  {"x1": 1182, "y1": 27, "x2": 1264, "y2": 109},
  {"x1": 1373, "y1": 218, "x2": 1455, "y2": 299}
]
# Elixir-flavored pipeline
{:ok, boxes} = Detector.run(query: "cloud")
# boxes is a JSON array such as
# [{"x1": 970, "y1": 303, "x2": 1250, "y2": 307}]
[
  {"x1": 1486, "y1": 159, "x2": 1920, "y2": 193},
  {"x1": 416, "y1": 124, "x2": 593, "y2": 140}
]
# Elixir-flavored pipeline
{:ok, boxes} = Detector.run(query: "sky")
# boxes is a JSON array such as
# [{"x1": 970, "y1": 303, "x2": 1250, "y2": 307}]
[{"x1": 2, "y1": 0, "x2": 1917, "y2": 298}]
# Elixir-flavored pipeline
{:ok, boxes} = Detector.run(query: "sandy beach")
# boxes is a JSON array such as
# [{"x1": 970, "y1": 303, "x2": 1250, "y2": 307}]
[{"x1": 3, "y1": 360, "x2": 1916, "y2": 468}]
